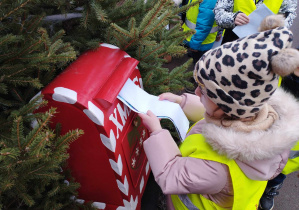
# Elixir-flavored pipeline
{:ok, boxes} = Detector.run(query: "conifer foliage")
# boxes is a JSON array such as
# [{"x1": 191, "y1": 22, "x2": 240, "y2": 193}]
[
  {"x1": 0, "y1": 97, "x2": 85, "y2": 209},
  {"x1": 0, "y1": 0, "x2": 198, "y2": 208}
]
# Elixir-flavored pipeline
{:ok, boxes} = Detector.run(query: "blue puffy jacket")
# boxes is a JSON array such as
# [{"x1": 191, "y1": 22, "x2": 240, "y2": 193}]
[{"x1": 183, "y1": 0, "x2": 218, "y2": 51}]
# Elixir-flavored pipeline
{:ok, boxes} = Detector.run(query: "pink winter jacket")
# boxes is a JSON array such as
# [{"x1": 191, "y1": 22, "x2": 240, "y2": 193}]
[{"x1": 143, "y1": 88, "x2": 299, "y2": 209}]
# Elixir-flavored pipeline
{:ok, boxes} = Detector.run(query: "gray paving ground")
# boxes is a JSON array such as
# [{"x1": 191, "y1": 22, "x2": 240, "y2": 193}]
[
  {"x1": 291, "y1": 6, "x2": 299, "y2": 48},
  {"x1": 275, "y1": 172, "x2": 299, "y2": 210}
]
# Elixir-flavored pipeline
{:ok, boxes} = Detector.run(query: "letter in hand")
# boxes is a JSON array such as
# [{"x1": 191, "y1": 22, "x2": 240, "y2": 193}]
[
  {"x1": 159, "y1": 92, "x2": 182, "y2": 104},
  {"x1": 138, "y1": 110, "x2": 162, "y2": 133},
  {"x1": 235, "y1": 13, "x2": 250, "y2": 26}
]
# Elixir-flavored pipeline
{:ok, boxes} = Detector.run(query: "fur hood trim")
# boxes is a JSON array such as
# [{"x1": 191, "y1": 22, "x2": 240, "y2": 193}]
[{"x1": 202, "y1": 88, "x2": 299, "y2": 161}]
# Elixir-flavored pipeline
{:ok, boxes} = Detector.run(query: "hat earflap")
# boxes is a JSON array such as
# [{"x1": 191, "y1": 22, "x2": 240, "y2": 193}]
[
  {"x1": 271, "y1": 48, "x2": 299, "y2": 77},
  {"x1": 258, "y1": 14, "x2": 285, "y2": 32}
]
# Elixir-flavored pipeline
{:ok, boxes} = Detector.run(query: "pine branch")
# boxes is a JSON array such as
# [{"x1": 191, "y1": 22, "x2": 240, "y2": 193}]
[
  {"x1": 0, "y1": 148, "x2": 19, "y2": 161},
  {"x1": 56, "y1": 129, "x2": 83, "y2": 149},
  {"x1": 4, "y1": 67, "x2": 27, "y2": 78},
  {"x1": 143, "y1": 72, "x2": 154, "y2": 86},
  {"x1": 140, "y1": 0, "x2": 166, "y2": 36},
  {"x1": 0, "y1": 83, "x2": 8, "y2": 95},
  {"x1": 48, "y1": 39, "x2": 63, "y2": 57},
  {"x1": 47, "y1": 185, "x2": 60, "y2": 197},
  {"x1": 172, "y1": 0, "x2": 201, "y2": 15},
  {"x1": 141, "y1": 45, "x2": 163, "y2": 61},
  {"x1": 0, "y1": 34, "x2": 21, "y2": 46},
  {"x1": 0, "y1": 0, "x2": 33, "y2": 22},
  {"x1": 27, "y1": 165, "x2": 45, "y2": 175},
  {"x1": 25, "y1": 16, "x2": 44, "y2": 34},
  {"x1": 0, "y1": 97, "x2": 16, "y2": 108},
  {"x1": 7, "y1": 96, "x2": 46, "y2": 122},
  {"x1": 32, "y1": 131, "x2": 54, "y2": 157},
  {"x1": 90, "y1": 0, "x2": 108, "y2": 22},
  {"x1": 5, "y1": 77, "x2": 42, "y2": 88},
  {"x1": 15, "y1": 117, "x2": 22, "y2": 150},
  {"x1": 6, "y1": 40, "x2": 42, "y2": 63},
  {"x1": 81, "y1": 7, "x2": 90, "y2": 28},
  {"x1": 110, "y1": 31, "x2": 128, "y2": 47},
  {"x1": 25, "y1": 108, "x2": 56, "y2": 149},
  {"x1": 110, "y1": 23, "x2": 133, "y2": 39},
  {"x1": 17, "y1": 188, "x2": 35, "y2": 207},
  {"x1": 50, "y1": 29, "x2": 65, "y2": 45},
  {"x1": 34, "y1": 172, "x2": 60, "y2": 179},
  {"x1": 11, "y1": 88, "x2": 25, "y2": 103},
  {"x1": 142, "y1": 10, "x2": 171, "y2": 38}
]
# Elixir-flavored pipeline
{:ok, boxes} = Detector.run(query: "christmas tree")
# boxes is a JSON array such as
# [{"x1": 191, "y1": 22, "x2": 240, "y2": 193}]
[{"x1": 0, "y1": 0, "x2": 198, "y2": 208}]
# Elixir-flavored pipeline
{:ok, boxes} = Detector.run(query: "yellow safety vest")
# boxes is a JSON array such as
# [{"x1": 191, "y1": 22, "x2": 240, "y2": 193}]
[
  {"x1": 182, "y1": 0, "x2": 219, "y2": 44},
  {"x1": 233, "y1": 0, "x2": 283, "y2": 15},
  {"x1": 171, "y1": 133, "x2": 267, "y2": 210},
  {"x1": 282, "y1": 140, "x2": 299, "y2": 175},
  {"x1": 279, "y1": 79, "x2": 299, "y2": 175}
]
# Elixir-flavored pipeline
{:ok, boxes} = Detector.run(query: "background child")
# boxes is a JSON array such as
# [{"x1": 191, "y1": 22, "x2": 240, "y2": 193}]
[
  {"x1": 213, "y1": 0, "x2": 297, "y2": 44},
  {"x1": 139, "y1": 16, "x2": 299, "y2": 209}
]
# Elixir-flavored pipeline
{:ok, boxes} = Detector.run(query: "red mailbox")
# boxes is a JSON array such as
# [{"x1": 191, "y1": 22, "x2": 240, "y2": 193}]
[{"x1": 37, "y1": 44, "x2": 151, "y2": 209}]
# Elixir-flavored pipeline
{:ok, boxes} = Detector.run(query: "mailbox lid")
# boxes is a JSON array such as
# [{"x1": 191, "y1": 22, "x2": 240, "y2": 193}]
[{"x1": 42, "y1": 43, "x2": 139, "y2": 107}]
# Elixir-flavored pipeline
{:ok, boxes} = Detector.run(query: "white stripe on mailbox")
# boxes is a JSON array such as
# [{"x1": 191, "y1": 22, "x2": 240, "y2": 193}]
[
  {"x1": 64, "y1": 180, "x2": 70, "y2": 186},
  {"x1": 117, "y1": 195, "x2": 138, "y2": 210},
  {"x1": 70, "y1": 196, "x2": 84, "y2": 205},
  {"x1": 30, "y1": 91, "x2": 41, "y2": 102},
  {"x1": 100, "y1": 43, "x2": 119, "y2": 49},
  {"x1": 140, "y1": 176, "x2": 144, "y2": 194},
  {"x1": 92, "y1": 202, "x2": 106, "y2": 209},
  {"x1": 109, "y1": 154, "x2": 123, "y2": 176},
  {"x1": 83, "y1": 101, "x2": 104, "y2": 126},
  {"x1": 53, "y1": 87, "x2": 77, "y2": 104},
  {"x1": 100, "y1": 129, "x2": 116, "y2": 152},
  {"x1": 146, "y1": 162, "x2": 150, "y2": 175},
  {"x1": 117, "y1": 176, "x2": 129, "y2": 196}
]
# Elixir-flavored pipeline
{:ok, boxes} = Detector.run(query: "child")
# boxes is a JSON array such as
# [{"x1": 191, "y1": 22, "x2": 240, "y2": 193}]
[
  {"x1": 258, "y1": 47, "x2": 299, "y2": 210},
  {"x1": 213, "y1": 0, "x2": 297, "y2": 44},
  {"x1": 139, "y1": 16, "x2": 299, "y2": 209}
]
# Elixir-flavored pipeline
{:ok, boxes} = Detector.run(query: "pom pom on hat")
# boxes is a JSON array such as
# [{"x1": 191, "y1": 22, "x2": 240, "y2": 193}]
[
  {"x1": 194, "y1": 24, "x2": 295, "y2": 119},
  {"x1": 271, "y1": 48, "x2": 299, "y2": 76},
  {"x1": 258, "y1": 15, "x2": 285, "y2": 32}
]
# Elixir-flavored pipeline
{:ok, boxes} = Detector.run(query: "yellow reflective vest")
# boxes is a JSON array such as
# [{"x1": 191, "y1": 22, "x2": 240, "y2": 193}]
[
  {"x1": 233, "y1": 0, "x2": 283, "y2": 15},
  {"x1": 171, "y1": 133, "x2": 267, "y2": 210},
  {"x1": 282, "y1": 140, "x2": 299, "y2": 175},
  {"x1": 279, "y1": 78, "x2": 299, "y2": 174}
]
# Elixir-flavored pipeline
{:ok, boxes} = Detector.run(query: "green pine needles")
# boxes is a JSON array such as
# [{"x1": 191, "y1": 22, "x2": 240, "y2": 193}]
[{"x1": 0, "y1": 97, "x2": 84, "y2": 209}]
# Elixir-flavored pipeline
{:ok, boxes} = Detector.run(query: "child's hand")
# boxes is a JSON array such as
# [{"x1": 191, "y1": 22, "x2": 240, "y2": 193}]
[
  {"x1": 159, "y1": 92, "x2": 182, "y2": 104},
  {"x1": 138, "y1": 110, "x2": 162, "y2": 133},
  {"x1": 234, "y1": 13, "x2": 250, "y2": 26}
]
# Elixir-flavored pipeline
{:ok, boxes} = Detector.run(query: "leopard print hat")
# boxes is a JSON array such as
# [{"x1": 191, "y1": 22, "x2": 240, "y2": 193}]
[{"x1": 194, "y1": 26, "x2": 296, "y2": 119}]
